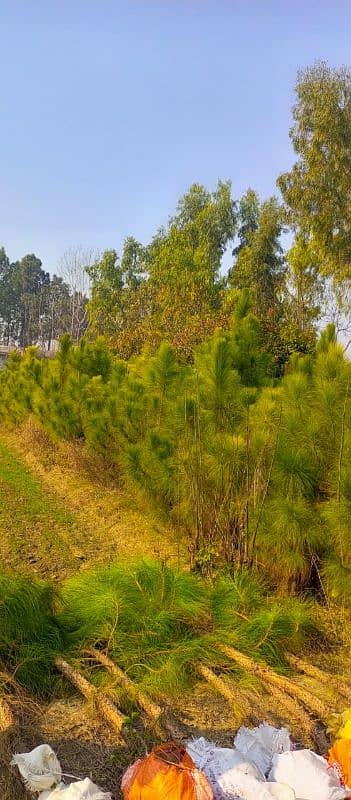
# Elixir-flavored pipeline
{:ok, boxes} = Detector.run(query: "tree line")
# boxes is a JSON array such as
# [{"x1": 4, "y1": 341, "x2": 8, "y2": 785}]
[
  {"x1": 86, "y1": 62, "x2": 351, "y2": 368},
  {"x1": 0, "y1": 247, "x2": 91, "y2": 350},
  {"x1": 2, "y1": 63, "x2": 351, "y2": 363}
]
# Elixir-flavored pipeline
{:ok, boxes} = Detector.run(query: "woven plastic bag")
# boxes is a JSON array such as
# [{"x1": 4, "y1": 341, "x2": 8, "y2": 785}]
[
  {"x1": 187, "y1": 737, "x2": 264, "y2": 799},
  {"x1": 121, "y1": 742, "x2": 213, "y2": 800}
]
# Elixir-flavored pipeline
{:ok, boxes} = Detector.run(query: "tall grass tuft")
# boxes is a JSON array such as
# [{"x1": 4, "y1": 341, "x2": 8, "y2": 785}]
[{"x1": 0, "y1": 573, "x2": 62, "y2": 695}]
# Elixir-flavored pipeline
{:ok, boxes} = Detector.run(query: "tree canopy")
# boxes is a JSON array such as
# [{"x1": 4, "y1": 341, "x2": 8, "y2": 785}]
[
  {"x1": 278, "y1": 61, "x2": 351, "y2": 282},
  {"x1": 2, "y1": 62, "x2": 351, "y2": 365}
]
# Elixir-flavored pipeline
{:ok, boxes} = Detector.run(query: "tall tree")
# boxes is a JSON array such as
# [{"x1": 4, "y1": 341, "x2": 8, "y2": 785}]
[
  {"x1": 13, "y1": 254, "x2": 50, "y2": 348},
  {"x1": 229, "y1": 192, "x2": 286, "y2": 326},
  {"x1": 87, "y1": 243, "x2": 151, "y2": 355},
  {"x1": 285, "y1": 236, "x2": 324, "y2": 334},
  {"x1": 232, "y1": 188, "x2": 260, "y2": 256},
  {"x1": 87, "y1": 249, "x2": 124, "y2": 339},
  {"x1": 59, "y1": 247, "x2": 93, "y2": 342},
  {"x1": 278, "y1": 61, "x2": 351, "y2": 282},
  {"x1": 0, "y1": 248, "x2": 18, "y2": 344},
  {"x1": 42, "y1": 275, "x2": 71, "y2": 351},
  {"x1": 144, "y1": 180, "x2": 237, "y2": 358},
  {"x1": 120, "y1": 236, "x2": 147, "y2": 290},
  {"x1": 87, "y1": 182, "x2": 237, "y2": 359}
]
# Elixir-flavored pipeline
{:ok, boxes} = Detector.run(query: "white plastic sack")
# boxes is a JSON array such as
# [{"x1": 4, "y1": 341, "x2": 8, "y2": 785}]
[
  {"x1": 269, "y1": 749, "x2": 350, "y2": 800},
  {"x1": 39, "y1": 778, "x2": 112, "y2": 800},
  {"x1": 12, "y1": 744, "x2": 112, "y2": 800},
  {"x1": 12, "y1": 744, "x2": 62, "y2": 791},
  {"x1": 217, "y1": 769, "x2": 295, "y2": 800},
  {"x1": 234, "y1": 724, "x2": 292, "y2": 776},
  {"x1": 187, "y1": 737, "x2": 265, "y2": 799},
  {"x1": 187, "y1": 736, "x2": 265, "y2": 777},
  {"x1": 187, "y1": 730, "x2": 295, "y2": 800}
]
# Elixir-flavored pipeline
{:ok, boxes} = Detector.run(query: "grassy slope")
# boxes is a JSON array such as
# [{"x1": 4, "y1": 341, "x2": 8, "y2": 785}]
[
  {"x1": 0, "y1": 421, "x2": 348, "y2": 798},
  {"x1": 0, "y1": 439, "x2": 83, "y2": 578},
  {"x1": 0, "y1": 422, "x2": 187, "y2": 799},
  {"x1": 0, "y1": 421, "x2": 181, "y2": 579}
]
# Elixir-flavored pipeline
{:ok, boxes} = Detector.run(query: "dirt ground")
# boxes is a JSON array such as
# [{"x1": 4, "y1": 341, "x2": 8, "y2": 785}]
[{"x1": 1, "y1": 671, "x2": 336, "y2": 800}]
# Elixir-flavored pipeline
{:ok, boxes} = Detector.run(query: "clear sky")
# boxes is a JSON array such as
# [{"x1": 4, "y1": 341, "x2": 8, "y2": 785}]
[{"x1": 1, "y1": 0, "x2": 351, "y2": 272}]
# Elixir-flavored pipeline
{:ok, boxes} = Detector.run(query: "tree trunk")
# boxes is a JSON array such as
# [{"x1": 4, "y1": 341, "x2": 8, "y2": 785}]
[
  {"x1": 0, "y1": 697, "x2": 14, "y2": 731},
  {"x1": 87, "y1": 648, "x2": 161, "y2": 721},
  {"x1": 286, "y1": 653, "x2": 351, "y2": 702},
  {"x1": 217, "y1": 645, "x2": 329, "y2": 720},
  {"x1": 55, "y1": 656, "x2": 126, "y2": 735}
]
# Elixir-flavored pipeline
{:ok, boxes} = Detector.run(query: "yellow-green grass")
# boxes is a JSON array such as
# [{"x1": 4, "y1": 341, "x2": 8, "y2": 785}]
[
  {"x1": 0, "y1": 421, "x2": 182, "y2": 578},
  {"x1": 0, "y1": 439, "x2": 83, "y2": 577}
]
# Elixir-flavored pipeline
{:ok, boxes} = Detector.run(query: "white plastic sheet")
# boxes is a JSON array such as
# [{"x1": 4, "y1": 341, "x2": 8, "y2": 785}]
[
  {"x1": 217, "y1": 770, "x2": 295, "y2": 800},
  {"x1": 234, "y1": 724, "x2": 292, "y2": 776},
  {"x1": 269, "y1": 749, "x2": 350, "y2": 800},
  {"x1": 187, "y1": 732, "x2": 292, "y2": 800},
  {"x1": 39, "y1": 778, "x2": 112, "y2": 800},
  {"x1": 12, "y1": 744, "x2": 62, "y2": 791}
]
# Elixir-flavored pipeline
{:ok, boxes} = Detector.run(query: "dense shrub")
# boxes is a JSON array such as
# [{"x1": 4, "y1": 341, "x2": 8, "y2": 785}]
[{"x1": 0, "y1": 309, "x2": 350, "y2": 601}]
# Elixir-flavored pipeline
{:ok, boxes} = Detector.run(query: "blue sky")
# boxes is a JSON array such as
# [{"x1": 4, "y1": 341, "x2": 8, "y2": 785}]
[{"x1": 1, "y1": 0, "x2": 351, "y2": 272}]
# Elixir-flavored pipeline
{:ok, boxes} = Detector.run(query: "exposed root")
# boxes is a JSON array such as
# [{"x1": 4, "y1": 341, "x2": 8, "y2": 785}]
[{"x1": 87, "y1": 648, "x2": 162, "y2": 721}]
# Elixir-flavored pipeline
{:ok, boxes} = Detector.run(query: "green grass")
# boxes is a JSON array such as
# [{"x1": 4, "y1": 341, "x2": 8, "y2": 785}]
[
  {"x1": 0, "y1": 573, "x2": 62, "y2": 695},
  {"x1": 0, "y1": 440, "x2": 83, "y2": 577}
]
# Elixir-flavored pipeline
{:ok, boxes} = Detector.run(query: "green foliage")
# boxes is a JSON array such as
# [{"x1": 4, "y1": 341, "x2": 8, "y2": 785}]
[
  {"x1": 278, "y1": 61, "x2": 351, "y2": 281},
  {"x1": 0, "y1": 574, "x2": 62, "y2": 695},
  {"x1": 2, "y1": 312, "x2": 351, "y2": 601},
  {"x1": 87, "y1": 181, "x2": 237, "y2": 359},
  {"x1": 228, "y1": 193, "x2": 318, "y2": 373},
  {"x1": 230, "y1": 194, "x2": 285, "y2": 314},
  {"x1": 58, "y1": 559, "x2": 315, "y2": 697},
  {"x1": 0, "y1": 559, "x2": 316, "y2": 702}
]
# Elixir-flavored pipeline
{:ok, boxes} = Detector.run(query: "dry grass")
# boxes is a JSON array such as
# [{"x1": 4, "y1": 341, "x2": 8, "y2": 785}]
[
  {"x1": 0, "y1": 693, "x2": 128, "y2": 800},
  {"x1": 0, "y1": 420, "x2": 183, "y2": 575}
]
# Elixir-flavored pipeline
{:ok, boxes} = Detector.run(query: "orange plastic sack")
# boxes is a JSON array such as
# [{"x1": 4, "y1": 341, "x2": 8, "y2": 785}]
[
  {"x1": 121, "y1": 742, "x2": 213, "y2": 800},
  {"x1": 328, "y1": 738, "x2": 351, "y2": 786}
]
